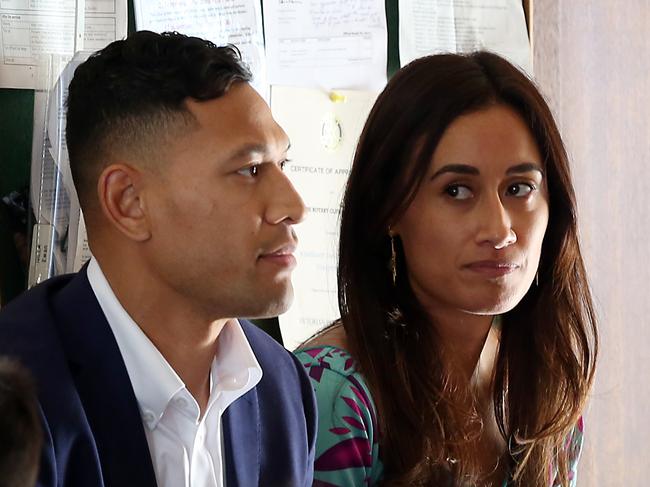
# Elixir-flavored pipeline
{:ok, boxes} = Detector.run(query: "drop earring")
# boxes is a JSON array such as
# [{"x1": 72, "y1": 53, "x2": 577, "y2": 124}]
[{"x1": 390, "y1": 234, "x2": 397, "y2": 286}]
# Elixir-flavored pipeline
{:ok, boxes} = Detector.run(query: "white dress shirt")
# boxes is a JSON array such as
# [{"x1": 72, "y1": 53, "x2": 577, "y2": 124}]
[{"x1": 87, "y1": 258, "x2": 263, "y2": 487}]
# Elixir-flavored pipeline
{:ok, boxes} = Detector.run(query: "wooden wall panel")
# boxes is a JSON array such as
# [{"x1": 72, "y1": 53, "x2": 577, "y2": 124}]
[{"x1": 533, "y1": 2, "x2": 650, "y2": 485}]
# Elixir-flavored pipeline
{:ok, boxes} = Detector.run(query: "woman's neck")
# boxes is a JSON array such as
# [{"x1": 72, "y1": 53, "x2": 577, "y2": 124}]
[{"x1": 429, "y1": 310, "x2": 497, "y2": 384}]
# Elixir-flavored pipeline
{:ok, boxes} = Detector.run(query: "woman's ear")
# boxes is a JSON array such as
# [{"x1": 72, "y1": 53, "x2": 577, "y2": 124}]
[{"x1": 97, "y1": 163, "x2": 152, "y2": 242}]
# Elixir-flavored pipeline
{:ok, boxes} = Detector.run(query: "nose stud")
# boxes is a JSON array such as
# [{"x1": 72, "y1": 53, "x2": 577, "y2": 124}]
[{"x1": 494, "y1": 229, "x2": 517, "y2": 249}]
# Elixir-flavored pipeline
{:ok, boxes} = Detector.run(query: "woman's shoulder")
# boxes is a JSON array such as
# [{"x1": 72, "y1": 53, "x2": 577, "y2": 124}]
[
  {"x1": 297, "y1": 323, "x2": 349, "y2": 351},
  {"x1": 298, "y1": 329, "x2": 375, "y2": 396},
  {"x1": 294, "y1": 324, "x2": 377, "y2": 420},
  {"x1": 294, "y1": 331, "x2": 384, "y2": 485},
  {"x1": 295, "y1": 343, "x2": 360, "y2": 375},
  {"x1": 295, "y1": 324, "x2": 360, "y2": 376}
]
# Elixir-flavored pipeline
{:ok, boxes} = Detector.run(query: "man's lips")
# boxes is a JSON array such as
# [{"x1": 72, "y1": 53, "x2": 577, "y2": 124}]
[
  {"x1": 258, "y1": 243, "x2": 298, "y2": 268},
  {"x1": 464, "y1": 260, "x2": 520, "y2": 277}
]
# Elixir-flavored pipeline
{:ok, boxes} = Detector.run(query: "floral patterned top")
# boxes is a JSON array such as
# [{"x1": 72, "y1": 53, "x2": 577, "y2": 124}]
[{"x1": 294, "y1": 345, "x2": 584, "y2": 487}]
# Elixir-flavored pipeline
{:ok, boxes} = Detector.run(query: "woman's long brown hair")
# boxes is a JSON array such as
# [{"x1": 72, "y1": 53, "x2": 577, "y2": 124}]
[{"x1": 337, "y1": 52, "x2": 598, "y2": 486}]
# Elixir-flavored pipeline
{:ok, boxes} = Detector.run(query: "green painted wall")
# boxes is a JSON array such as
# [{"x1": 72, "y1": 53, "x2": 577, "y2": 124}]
[{"x1": 0, "y1": 89, "x2": 33, "y2": 304}]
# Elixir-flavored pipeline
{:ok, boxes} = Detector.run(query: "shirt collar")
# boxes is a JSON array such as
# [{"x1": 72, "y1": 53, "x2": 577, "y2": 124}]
[
  {"x1": 204, "y1": 316, "x2": 263, "y2": 418},
  {"x1": 87, "y1": 257, "x2": 263, "y2": 429}
]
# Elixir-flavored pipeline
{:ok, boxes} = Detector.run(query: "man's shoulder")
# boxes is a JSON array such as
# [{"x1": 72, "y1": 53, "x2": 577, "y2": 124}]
[
  {"x1": 237, "y1": 319, "x2": 313, "y2": 393},
  {"x1": 235, "y1": 319, "x2": 318, "y2": 481},
  {"x1": 238, "y1": 319, "x2": 299, "y2": 369},
  {"x1": 1, "y1": 272, "x2": 76, "y2": 310},
  {"x1": 0, "y1": 272, "x2": 92, "y2": 376},
  {"x1": 0, "y1": 274, "x2": 76, "y2": 341}
]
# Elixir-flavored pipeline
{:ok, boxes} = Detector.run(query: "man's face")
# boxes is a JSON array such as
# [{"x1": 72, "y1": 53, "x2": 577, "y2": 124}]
[{"x1": 142, "y1": 82, "x2": 306, "y2": 320}]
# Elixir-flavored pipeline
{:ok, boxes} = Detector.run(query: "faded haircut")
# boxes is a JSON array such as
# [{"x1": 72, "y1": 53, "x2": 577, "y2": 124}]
[{"x1": 66, "y1": 30, "x2": 252, "y2": 210}]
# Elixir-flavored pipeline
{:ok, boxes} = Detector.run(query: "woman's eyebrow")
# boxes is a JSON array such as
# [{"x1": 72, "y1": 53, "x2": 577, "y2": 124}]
[
  {"x1": 430, "y1": 164, "x2": 479, "y2": 180},
  {"x1": 506, "y1": 162, "x2": 545, "y2": 177},
  {"x1": 430, "y1": 162, "x2": 544, "y2": 180}
]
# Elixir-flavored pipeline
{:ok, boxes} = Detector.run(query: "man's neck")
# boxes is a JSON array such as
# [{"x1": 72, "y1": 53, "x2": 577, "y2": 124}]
[
  {"x1": 97, "y1": 254, "x2": 228, "y2": 413},
  {"x1": 134, "y1": 311, "x2": 226, "y2": 414}
]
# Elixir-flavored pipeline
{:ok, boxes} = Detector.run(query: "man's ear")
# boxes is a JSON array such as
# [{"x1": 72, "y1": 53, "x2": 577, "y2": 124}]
[{"x1": 97, "y1": 163, "x2": 152, "y2": 242}]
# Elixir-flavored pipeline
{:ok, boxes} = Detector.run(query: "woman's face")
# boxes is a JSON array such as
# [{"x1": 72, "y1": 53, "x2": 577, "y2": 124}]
[{"x1": 393, "y1": 104, "x2": 549, "y2": 317}]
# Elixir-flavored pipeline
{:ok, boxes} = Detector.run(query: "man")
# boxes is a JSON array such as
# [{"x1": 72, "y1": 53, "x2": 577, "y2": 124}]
[{"x1": 0, "y1": 31, "x2": 316, "y2": 486}]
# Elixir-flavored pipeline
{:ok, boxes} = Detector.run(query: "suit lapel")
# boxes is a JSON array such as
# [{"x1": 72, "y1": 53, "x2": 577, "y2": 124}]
[
  {"x1": 52, "y1": 268, "x2": 158, "y2": 487},
  {"x1": 222, "y1": 388, "x2": 261, "y2": 486}
]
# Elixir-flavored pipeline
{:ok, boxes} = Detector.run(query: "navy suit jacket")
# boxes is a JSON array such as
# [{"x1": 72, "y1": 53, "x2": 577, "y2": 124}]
[{"x1": 0, "y1": 268, "x2": 317, "y2": 487}]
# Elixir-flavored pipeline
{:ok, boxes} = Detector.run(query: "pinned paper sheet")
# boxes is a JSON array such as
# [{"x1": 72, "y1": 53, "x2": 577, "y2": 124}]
[
  {"x1": 0, "y1": 0, "x2": 127, "y2": 89},
  {"x1": 399, "y1": 0, "x2": 532, "y2": 75},
  {"x1": 28, "y1": 52, "x2": 92, "y2": 286},
  {"x1": 271, "y1": 86, "x2": 378, "y2": 349},
  {"x1": 263, "y1": 0, "x2": 387, "y2": 90},
  {"x1": 134, "y1": 0, "x2": 268, "y2": 99}
]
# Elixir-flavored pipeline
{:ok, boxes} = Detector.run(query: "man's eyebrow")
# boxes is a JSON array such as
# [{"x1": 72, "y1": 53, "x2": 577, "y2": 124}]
[
  {"x1": 226, "y1": 141, "x2": 292, "y2": 162},
  {"x1": 506, "y1": 162, "x2": 544, "y2": 177},
  {"x1": 430, "y1": 164, "x2": 480, "y2": 180}
]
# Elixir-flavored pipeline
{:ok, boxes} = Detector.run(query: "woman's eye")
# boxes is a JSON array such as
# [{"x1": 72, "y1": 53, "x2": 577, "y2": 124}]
[
  {"x1": 507, "y1": 183, "x2": 535, "y2": 197},
  {"x1": 238, "y1": 165, "x2": 259, "y2": 177},
  {"x1": 445, "y1": 184, "x2": 473, "y2": 200}
]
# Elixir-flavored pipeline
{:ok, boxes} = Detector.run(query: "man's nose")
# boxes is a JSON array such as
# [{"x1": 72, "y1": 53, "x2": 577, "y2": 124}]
[{"x1": 264, "y1": 167, "x2": 307, "y2": 226}]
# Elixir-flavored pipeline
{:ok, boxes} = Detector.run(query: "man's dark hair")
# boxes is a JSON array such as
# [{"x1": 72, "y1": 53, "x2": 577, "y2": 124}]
[
  {"x1": 0, "y1": 358, "x2": 42, "y2": 487},
  {"x1": 66, "y1": 30, "x2": 252, "y2": 210}
]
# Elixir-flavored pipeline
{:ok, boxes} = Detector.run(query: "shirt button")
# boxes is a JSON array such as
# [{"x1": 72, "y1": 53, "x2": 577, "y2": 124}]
[
  {"x1": 175, "y1": 397, "x2": 188, "y2": 408},
  {"x1": 143, "y1": 411, "x2": 155, "y2": 424}
]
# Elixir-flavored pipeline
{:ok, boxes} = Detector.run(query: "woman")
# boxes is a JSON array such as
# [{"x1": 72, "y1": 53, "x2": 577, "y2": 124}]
[{"x1": 295, "y1": 51, "x2": 598, "y2": 487}]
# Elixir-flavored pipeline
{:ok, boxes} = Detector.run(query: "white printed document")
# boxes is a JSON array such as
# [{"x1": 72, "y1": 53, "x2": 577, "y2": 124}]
[
  {"x1": 399, "y1": 0, "x2": 531, "y2": 75},
  {"x1": 271, "y1": 85, "x2": 378, "y2": 349},
  {"x1": 0, "y1": 0, "x2": 127, "y2": 89},
  {"x1": 28, "y1": 52, "x2": 92, "y2": 286},
  {"x1": 134, "y1": 0, "x2": 267, "y2": 98},
  {"x1": 263, "y1": 0, "x2": 387, "y2": 90}
]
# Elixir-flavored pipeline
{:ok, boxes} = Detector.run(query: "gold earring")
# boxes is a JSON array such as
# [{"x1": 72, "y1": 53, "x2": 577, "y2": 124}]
[{"x1": 390, "y1": 235, "x2": 397, "y2": 286}]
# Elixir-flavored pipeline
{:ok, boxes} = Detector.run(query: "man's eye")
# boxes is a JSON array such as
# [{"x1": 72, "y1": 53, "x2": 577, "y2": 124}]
[
  {"x1": 238, "y1": 165, "x2": 259, "y2": 177},
  {"x1": 445, "y1": 184, "x2": 473, "y2": 200},
  {"x1": 507, "y1": 183, "x2": 535, "y2": 197},
  {"x1": 279, "y1": 158, "x2": 292, "y2": 171}
]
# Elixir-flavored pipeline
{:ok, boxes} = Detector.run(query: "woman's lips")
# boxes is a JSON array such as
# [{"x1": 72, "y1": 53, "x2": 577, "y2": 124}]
[{"x1": 464, "y1": 261, "x2": 520, "y2": 277}]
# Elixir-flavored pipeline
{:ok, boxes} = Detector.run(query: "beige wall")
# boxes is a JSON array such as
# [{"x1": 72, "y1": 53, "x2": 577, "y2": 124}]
[{"x1": 533, "y1": 2, "x2": 650, "y2": 485}]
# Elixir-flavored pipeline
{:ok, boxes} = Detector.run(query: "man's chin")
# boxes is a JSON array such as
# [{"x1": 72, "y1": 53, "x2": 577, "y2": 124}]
[{"x1": 244, "y1": 287, "x2": 294, "y2": 320}]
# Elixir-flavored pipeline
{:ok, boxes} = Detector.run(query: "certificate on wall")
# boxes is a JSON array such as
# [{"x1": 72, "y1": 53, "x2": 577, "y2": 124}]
[
  {"x1": 0, "y1": 0, "x2": 127, "y2": 89},
  {"x1": 134, "y1": 0, "x2": 268, "y2": 99},
  {"x1": 271, "y1": 86, "x2": 377, "y2": 349},
  {"x1": 263, "y1": 0, "x2": 387, "y2": 90},
  {"x1": 399, "y1": 0, "x2": 532, "y2": 75}
]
